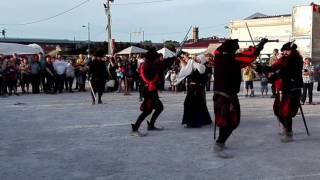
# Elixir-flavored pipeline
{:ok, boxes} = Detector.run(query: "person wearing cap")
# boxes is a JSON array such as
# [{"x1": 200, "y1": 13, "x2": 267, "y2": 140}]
[
  {"x1": 267, "y1": 42, "x2": 303, "y2": 143},
  {"x1": 131, "y1": 48, "x2": 177, "y2": 137},
  {"x1": 175, "y1": 53, "x2": 212, "y2": 128},
  {"x1": 213, "y1": 38, "x2": 268, "y2": 158}
]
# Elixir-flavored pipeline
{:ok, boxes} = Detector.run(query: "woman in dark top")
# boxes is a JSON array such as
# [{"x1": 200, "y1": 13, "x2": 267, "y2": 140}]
[{"x1": 176, "y1": 54, "x2": 212, "y2": 128}]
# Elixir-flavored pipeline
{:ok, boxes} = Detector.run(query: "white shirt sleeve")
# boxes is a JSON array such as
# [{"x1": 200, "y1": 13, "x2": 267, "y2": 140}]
[{"x1": 192, "y1": 61, "x2": 206, "y2": 74}]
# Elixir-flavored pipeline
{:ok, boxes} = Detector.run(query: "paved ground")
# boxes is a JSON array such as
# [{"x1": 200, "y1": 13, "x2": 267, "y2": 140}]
[{"x1": 1, "y1": 84, "x2": 320, "y2": 180}]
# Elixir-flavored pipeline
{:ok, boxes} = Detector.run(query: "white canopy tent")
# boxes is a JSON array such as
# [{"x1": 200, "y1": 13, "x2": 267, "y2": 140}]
[
  {"x1": 157, "y1": 47, "x2": 175, "y2": 58},
  {"x1": 27, "y1": 43, "x2": 44, "y2": 54},
  {"x1": 117, "y1": 46, "x2": 147, "y2": 55},
  {"x1": 0, "y1": 42, "x2": 43, "y2": 55}
]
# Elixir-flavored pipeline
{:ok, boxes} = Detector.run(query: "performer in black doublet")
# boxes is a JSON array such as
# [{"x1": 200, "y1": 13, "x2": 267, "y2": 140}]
[
  {"x1": 213, "y1": 38, "x2": 268, "y2": 158},
  {"x1": 131, "y1": 49, "x2": 176, "y2": 137},
  {"x1": 177, "y1": 54, "x2": 212, "y2": 128},
  {"x1": 266, "y1": 42, "x2": 303, "y2": 143},
  {"x1": 88, "y1": 55, "x2": 108, "y2": 104}
]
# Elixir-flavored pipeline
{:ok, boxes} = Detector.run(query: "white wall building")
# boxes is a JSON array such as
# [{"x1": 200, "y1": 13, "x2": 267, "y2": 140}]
[{"x1": 228, "y1": 13, "x2": 292, "y2": 57}]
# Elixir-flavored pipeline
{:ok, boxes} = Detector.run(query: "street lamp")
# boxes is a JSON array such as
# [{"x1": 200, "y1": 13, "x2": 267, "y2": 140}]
[{"x1": 82, "y1": 22, "x2": 90, "y2": 57}]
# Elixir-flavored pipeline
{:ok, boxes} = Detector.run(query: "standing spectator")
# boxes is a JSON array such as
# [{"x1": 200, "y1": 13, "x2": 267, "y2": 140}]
[
  {"x1": 4, "y1": 59, "x2": 19, "y2": 95},
  {"x1": 169, "y1": 70, "x2": 177, "y2": 93},
  {"x1": 19, "y1": 57, "x2": 31, "y2": 94},
  {"x1": 157, "y1": 54, "x2": 166, "y2": 91},
  {"x1": 204, "y1": 53, "x2": 214, "y2": 91},
  {"x1": 75, "y1": 54, "x2": 87, "y2": 92},
  {"x1": 124, "y1": 58, "x2": 135, "y2": 95},
  {"x1": 260, "y1": 73, "x2": 268, "y2": 96},
  {"x1": 116, "y1": 61, "x2": 125, "y2": 93},
  {"x1": 301, "y1": 57, "x2": 314, "y2": 105},
  {"x1": 106, "y1": 57, "x2": 117, "y2": 92},
  {"x1": 243, "y1": 65, "x2": 256, "y2": 97},
  {"x1": 269, "y1": 49, "x2": 279, "y2": 98},
  {"x1": 131, "y1": 57, "x2": 139, "y2": 91},
  {"x1": 137, "y1": 54, "x2": 145, "y2": 101},
  {"x1": 44, "y1": 56, "x2": 55, "y2": 93},
  {"x1": 12, "y1": 53, "x2": 21, "y2": 65},
  {"x1": 0, "y1": 55, "x2": 5, "y2": 96},
  {"x1": 12, "y1": 53, "x2": 21, "y2": 88},
  {"x1": 53, "y1": 56, "x2": 67, "y2": 93},
  {"x1": 65, "y1": 59, "x2": 75, "y2": 93},
  {"x1": 0, "y1": 56, "x2": 9, "y2": 96},
  {"x1": 38, "y1": 53, "x2": 46, "y2": 92},
  {"x1": 315, "y1": 64, "x2": 320, "y2": 92},
  {"x1": 30, "y1": 56, "x2": 41, "y2": 94}
]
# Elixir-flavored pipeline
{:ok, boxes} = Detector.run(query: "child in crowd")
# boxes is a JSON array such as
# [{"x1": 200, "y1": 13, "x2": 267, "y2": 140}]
[{"x1": 260, "y1": 73, "x2": 268, "y2": 96}]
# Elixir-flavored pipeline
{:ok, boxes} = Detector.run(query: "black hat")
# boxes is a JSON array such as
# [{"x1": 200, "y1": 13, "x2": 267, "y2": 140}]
[
  {"x1": 281, "y1": 42, "x2": 297, "y2": 51},
  {"x1": 145, "y1": 48, "x2": 159, "y2": 62},
  {"x1": 217, "y1": 39, "x2": 239, "y2": 54}
]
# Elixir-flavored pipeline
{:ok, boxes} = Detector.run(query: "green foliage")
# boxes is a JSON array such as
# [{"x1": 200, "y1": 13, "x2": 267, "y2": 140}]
[{"x1": 164, "y1": 40, "x2": 179, "y2": 52}]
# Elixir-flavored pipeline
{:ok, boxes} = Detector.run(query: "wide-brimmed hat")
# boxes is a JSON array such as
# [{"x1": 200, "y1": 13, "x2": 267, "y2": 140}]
[{"x1": 281, "y1": 42, "x2": 297, "y2": 51}]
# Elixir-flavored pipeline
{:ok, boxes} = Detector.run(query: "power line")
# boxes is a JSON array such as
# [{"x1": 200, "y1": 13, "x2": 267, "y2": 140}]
[
  {"x1": 113, "y1": 0, "x2": 173, "y2": 6},
  {"x1": 0, "y1": 0, "x2": 91, "y2": 26}
]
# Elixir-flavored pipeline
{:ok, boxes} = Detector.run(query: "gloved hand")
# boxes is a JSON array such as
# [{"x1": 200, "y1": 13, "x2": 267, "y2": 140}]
[
  {"x1": 256, "y1": 38, "x2": 268, "y2": 51},
  {"x1": 259, "y1": 38, "x2": 268, "y2": 45}
]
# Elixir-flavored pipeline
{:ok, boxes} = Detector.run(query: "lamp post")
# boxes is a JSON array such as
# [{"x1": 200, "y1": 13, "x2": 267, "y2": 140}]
[{"x1": 82, "y1": 22, "x2": 90, "y2": 57}]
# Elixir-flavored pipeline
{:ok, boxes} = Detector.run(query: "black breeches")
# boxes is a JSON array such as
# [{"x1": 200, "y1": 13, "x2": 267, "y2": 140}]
[
  {"x1": 90, "y1": 80, "x2": 106, "y2": 101},
  {"x1": 216, "y1": 126, "x2": 234, "y2": 144},
  {"x1": 134, "y1": 98, "x2": 163, "y2": 130}
]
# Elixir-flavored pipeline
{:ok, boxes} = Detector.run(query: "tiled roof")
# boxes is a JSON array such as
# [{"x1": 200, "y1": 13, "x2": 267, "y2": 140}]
[
  {"x1": 245, "y1": 12, "x2": 291, "y2": 20},
  {"x1": 183, "y1": 39, "x2": 224, "y2": 49}
]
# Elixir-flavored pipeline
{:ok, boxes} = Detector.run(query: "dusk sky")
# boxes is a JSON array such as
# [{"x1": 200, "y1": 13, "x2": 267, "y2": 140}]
[{"x1": 0, "y1": 0, "x2": 316, "y2": 43}]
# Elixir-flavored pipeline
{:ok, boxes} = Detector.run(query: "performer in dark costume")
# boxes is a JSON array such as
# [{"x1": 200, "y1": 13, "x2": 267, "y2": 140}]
[
  {"x1": 176, "y1": 54, "x2": 212, "y2": 128},
  {"x1": 88, "y1": 54, "x2": 108, "y2": 104},
  {"x1": 131, "y1": 49, "x2": 176, "y2": 137},
  {"x1": 267, "y1": 42, "x2": 303, "y2": 143},
  {"x1": 213, "y1": 38, "x2": 268, "y2": 158}
]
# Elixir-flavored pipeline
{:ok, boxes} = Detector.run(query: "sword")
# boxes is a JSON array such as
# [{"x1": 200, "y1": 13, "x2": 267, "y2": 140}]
[
  {"x1": 175, "y1": 26, "x2": 192, "y2": 56},
  {"x1": 238, "y1": 39, "x2": 279, "y2": 43},
  {"x1": 299, "y1": 103, "x2": 310, "y2": 136},
  {"x1": 245, "y1": 22, "x2": 255, "y2": 46},
  {"x1": 88, "y1": 81, "x2": 97, "y2": 103},
  {"x1": 214, "y1": 121, "x2": 217, "y2": 140}
]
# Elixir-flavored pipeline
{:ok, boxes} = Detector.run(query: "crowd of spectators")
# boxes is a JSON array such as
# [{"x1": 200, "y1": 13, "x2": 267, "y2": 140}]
[{"x1": 3, "y1": 49, "x2": 317, "y2": 101}]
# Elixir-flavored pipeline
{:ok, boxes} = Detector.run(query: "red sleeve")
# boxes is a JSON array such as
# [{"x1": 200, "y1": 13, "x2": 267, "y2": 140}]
[
  {"x1": 270, "y1": 58, "x2": 285, "y2": 72},
  {"x1": 235, "y1": 47, "x2": 259, "y2": 65}
]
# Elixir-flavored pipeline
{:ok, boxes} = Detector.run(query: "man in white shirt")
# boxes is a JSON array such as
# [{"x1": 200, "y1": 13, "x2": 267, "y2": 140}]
[
  {"x1": 301, "y1": 57, "x2": 314, "y2": 105},
  {"x1": 53, "y1": 56, "x2": 67, "y2": 93}
]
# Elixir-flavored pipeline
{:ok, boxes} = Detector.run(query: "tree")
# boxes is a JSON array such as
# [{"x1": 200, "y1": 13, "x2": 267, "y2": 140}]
[
  {"x1": 139, "y1": 40, "x2": 153, "y2": 50},
  {"x1": 164, "y1": 40, "x2": 179, "y2": 52}
]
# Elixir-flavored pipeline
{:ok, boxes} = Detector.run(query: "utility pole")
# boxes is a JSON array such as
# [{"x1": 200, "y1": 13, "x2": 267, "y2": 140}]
[
  {"x1": 142, "y1": 30, "x2": 144, "y2": 42},
  {"x1": 132, "y1": 28, "x2": 144, "y2": 42},
  {"x1": 2, "y1": 29, "x2": 6, "y2": 39},
  {"x1": 104, "y1": 0, "x2": 114, "y2": 55}
]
